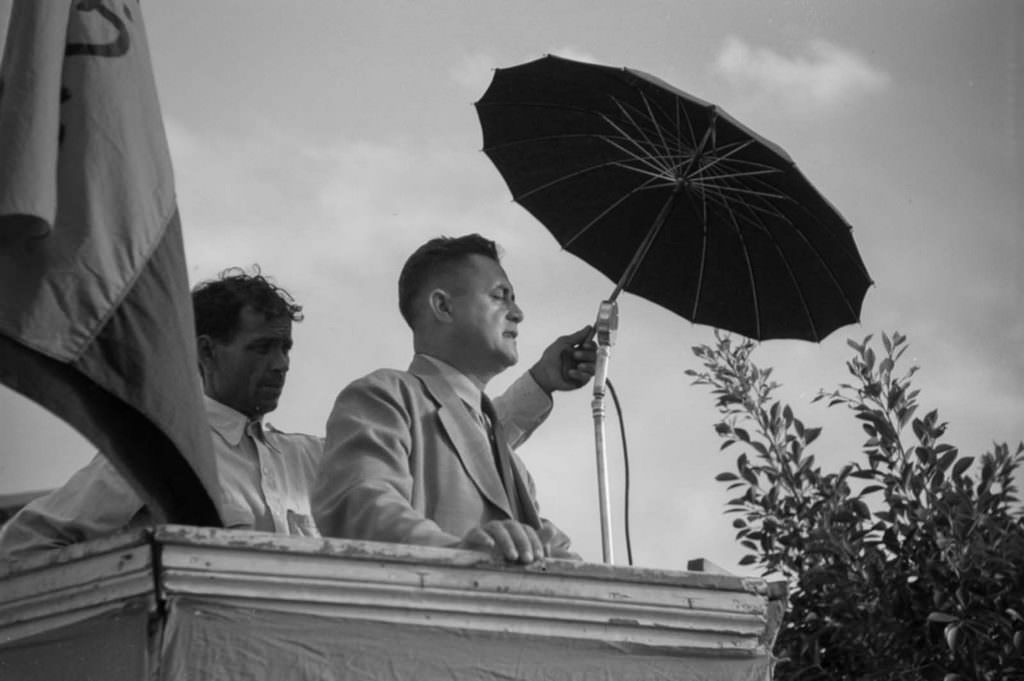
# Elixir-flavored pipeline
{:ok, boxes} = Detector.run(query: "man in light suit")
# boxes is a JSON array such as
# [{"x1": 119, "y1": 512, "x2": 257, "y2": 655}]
[{"x1": 313, "y1": 234, "x2": 593, "y2": 563}]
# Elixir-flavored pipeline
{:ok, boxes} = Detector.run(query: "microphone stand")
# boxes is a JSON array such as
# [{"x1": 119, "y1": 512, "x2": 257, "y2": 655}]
[
  {"x1": 591, "y1": 299, "x2": 618, "y2": 564},
  {"x1": 586, "y1": 188, "x2": 679, "y2": 564}
]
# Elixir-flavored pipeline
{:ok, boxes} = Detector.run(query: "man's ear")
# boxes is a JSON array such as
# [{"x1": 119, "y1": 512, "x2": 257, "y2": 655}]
[
  {"x1": 427, "y1": 288, "x2": 453, "y2": 323},
  {"x1": 196, "y1": 335, "x2": 216, "y2": 371}
]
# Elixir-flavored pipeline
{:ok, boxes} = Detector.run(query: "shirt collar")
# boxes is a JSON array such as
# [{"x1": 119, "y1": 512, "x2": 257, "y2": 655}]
[
  {"x1": 416, "y1": 354, "x2": 484, "y2": 413},
  {"x1": 204, "y1": 394, "x2": 262, "y2": 446}
]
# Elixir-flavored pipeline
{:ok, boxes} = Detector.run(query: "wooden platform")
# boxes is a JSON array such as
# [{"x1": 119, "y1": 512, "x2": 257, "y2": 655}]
[{"x1": 0, "y1": 526, "x2": 784, "y2": 680}]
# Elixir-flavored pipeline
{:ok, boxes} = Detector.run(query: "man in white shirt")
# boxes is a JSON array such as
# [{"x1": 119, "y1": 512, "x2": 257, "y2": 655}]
[{"x1": 0, "y1": 268, "x2": 595, "y2": 561}]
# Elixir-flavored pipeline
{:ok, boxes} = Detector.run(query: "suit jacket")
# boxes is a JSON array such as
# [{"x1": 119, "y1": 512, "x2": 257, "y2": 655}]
[{"x1": 312, "y1": 355, "x2": 573, "y2": 553}]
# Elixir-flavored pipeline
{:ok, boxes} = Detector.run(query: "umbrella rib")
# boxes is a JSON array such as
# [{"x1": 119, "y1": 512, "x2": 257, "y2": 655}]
[
  {"x1": 712, "y1": 181, "x2": 866, "y2": 338},
  {"x1": 690, "y1": 139, "x2": 758, "y2": 177},
  {"x1": 611, "y1": 186, "x2": 682, "y2": 300},
  {"x1": 482, "y1": 131, "x2": 662, "y2": 153},
  {"x1": 728, "y1": 190, "x2": 822, "y2": 340},
  {"x1": 696, "y1": 173, "x2": 816, "y2": 337},
  {"x1": 610, "y1": 94, "x2": 684, "y2": 160},
  {"x1": 717, "y1": 197, "x2": 764, "y2": 339},
  {"x1": 676, "y1": 96, "x2": 700, "y2": 160},
  {"x1": 692, "y1": 168, "x2": 781, "y2": 182},
  {"x1": 699, "y1": 179, "x2": 797, "y2": 236},
  {"x1": 680, "y1": 113, "x2": 717, "y2": 178},
  {"x1": 479, "y1": 101, "x2": 685, "y2": 158},
  {"x1": 638, "y1": 91, "x2": 675, "y2": 171},
  {"x1": 690, "y1": 148, "x2": 786, "y2": 185},
  {"x1": 602, "y1": 107, "x2": 675, "y2": 177},
  {"x1": 562, "y1": 174, "x2": 667, "y2": 249},
  {"x1": 512, "y1": 156, "x2": 660, "y2": 202},
  {"x1": 687, "y1": 181, "x2": 788, "y2": 201},
  {"x1": 689, "y1": 187, "x2": 711, "y2": 321},
  {"x1": 615, "y1": 82, "x2": 699, "y2": 160},
  {"x1": 600, "y1": 133, "x2": 679, "y2": 180},
  {"x1": 692, "y1": 157, "x2": 789, "y2": 196}
]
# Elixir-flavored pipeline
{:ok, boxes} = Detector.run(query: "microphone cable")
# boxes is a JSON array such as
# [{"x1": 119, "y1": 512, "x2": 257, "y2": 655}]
[{"x1": 605, "y1": 377, "x2": 633, "y2": 567}]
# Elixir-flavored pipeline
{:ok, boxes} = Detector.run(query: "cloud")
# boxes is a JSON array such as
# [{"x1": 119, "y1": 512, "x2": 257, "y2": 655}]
[{"x1": 713, "y1": 35, "x2": 890, "y2": 115}]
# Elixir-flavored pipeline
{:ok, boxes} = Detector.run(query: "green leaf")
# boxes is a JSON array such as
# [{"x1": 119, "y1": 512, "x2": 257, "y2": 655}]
[
  {"x1": 927, "y1": 612, "x2": 957, "y2": 623},
  {"x1": 750, "y1": 440, "x2": 770, "y2": 457},
  {"x1": 944, "y1": 623, "x2": 960, "y2": 651},
  {"x1": 804, "y1": 427, "x2": 822, "y2": 445},
  {"x1": 832, "y1": 509, "x2": 855, "y2": 522},
  {"x1": 936, "y1": 449, "x2": 958, "y2": 473},
  {"x1": 952, "y1": 456, "x2": 974, "y2": 478},
  {"x1": 715, "y1": 472, "x2": 740, "y2": 482}
]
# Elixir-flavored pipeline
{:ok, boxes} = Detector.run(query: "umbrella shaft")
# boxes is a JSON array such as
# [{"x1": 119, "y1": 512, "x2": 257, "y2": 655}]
[{"x1": 611, "y1": 186, "x2": 682, "y2": 301}]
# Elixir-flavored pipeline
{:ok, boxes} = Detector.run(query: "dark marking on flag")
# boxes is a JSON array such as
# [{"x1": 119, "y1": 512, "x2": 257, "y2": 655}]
[
  {"x1": 66, "y1": 0, "x2": 131, "y2": 58},
  {"x1": 58, "y1": 87, "x2": 71, "y2": 145}
]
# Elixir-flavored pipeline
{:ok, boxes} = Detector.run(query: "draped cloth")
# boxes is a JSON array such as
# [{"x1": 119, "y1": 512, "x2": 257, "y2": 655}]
[{"x1": 0, "y1": 1, "x2": 221, "y2": 525}]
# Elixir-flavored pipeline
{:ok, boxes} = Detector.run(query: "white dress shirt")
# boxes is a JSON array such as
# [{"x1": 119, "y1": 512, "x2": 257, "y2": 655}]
[{"x1": 0, "y1": 396, "x2": 323, "y2": 562}]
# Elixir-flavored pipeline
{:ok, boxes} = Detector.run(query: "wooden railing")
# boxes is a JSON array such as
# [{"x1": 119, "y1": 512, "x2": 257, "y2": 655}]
[{"x1": 0, "y1": 526, "x2": 784, "y2": 680}]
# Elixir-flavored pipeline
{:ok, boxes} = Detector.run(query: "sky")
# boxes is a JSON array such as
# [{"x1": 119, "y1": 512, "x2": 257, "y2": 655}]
[{"x1": 0, "y1": 1, "x2": 1021, "y2": 572}]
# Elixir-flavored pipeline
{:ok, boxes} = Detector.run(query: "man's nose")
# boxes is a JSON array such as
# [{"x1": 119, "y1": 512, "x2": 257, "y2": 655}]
[
  {"x1": 507, "y1": 301, "x2": 524, "y2": 323},
  {"x1": 270, "y1": 347, "x2": 289, "y2": 371}
]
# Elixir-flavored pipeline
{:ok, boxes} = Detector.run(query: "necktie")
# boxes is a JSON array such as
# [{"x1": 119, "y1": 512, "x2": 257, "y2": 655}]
[{"x1": 479, "y1": 395, "x2": 541, "y2": 529}]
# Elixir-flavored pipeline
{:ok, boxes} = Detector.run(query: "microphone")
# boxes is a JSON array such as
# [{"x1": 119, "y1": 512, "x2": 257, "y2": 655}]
[{"x1": 593, "y1": 300, "x2": 619, "y2": 396}]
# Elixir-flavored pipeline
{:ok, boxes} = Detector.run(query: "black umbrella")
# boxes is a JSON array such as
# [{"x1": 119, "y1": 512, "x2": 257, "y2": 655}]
[
  {"x1": 476, "y1": 55, "x2": 872, "y2": 563},
  {"x1": 475, "y1": 55, "x2": 872, "y2": 342}
]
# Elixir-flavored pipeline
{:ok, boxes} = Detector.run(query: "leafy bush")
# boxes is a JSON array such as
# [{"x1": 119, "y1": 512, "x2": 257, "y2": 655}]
[{"x1": 687, "y1": 331, "x2": 1024, "y2": 681}]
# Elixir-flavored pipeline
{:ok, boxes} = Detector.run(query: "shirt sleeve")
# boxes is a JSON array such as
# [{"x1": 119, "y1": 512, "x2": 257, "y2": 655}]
[
  {"x1": 0, "y1": 453, "x2": 146, "y2": 563},
  {"x1": 492, "y1": 370, "x2": 553, "y2": 449}
]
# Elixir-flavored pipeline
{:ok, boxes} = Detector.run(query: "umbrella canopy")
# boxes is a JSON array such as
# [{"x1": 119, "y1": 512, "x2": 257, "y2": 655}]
[{"x1": 475, "y1": 55, "x2": 872, "y2": 342}]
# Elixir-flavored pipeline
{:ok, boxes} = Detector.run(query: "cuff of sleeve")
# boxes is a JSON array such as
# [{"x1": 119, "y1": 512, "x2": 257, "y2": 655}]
[
  {"x1": 506, "y1": 371, "x2": 554, "y2": 432},
  {"x1": 516, "y1": 370, "x2": 555, "y2": 411}
]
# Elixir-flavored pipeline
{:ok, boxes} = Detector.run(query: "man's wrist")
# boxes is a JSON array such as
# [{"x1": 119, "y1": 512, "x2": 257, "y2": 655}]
[{"x1": 528, "y1": 364, "x2": 555, "y2": 394}]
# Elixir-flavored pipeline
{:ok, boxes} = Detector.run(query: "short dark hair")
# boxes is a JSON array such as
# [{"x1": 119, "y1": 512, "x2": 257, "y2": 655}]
[
  {"x1": 398, "y1": 234, "x2": 499, "y2": 328},
  {"x1": 192, "y1": 266, "x2": 304, "y2": 342}
]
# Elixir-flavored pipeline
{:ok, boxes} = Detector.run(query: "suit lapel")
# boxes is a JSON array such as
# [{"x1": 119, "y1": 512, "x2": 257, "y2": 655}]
[{"x1": 410, "y1": 357, "x2": 514, "y2": 518}]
